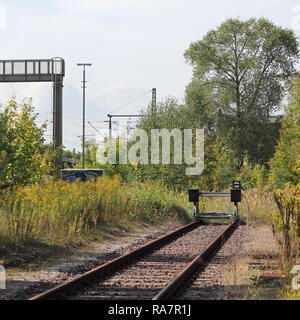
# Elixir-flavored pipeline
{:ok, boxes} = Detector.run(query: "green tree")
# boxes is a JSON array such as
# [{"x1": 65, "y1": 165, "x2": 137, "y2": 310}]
[
  {"x1": 0, "y1": 97, "x2": 58, "y2": 189},
  {"x1": 185, "y1": 77, "x2": 217, "y2": 136},
  {"x1": 138, "y1": 97, "x2": 195, "y2": 188},
  {"x1": 137, "y1": 97, "x2": 227, "y2": 190},
  {"x1": 269, "y1": 75, "x2": 300, "y2": 188},
  {"x1": 213, "y1": 138, "x2": 236, "y2": 190},
  {"x1": 79, "y1": 137, "x2": 135, "y2": 181},
  {"x1": 184, "y1": 17, "x2": 299, "y2": 165}
]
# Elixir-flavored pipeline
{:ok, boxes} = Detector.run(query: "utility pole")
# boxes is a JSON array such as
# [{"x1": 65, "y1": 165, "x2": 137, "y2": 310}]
[
  {"x1": 107, "y1": 89, "x2": 156, "y2": 137},
  {"x1": 77, "y1": 63, "x2": 92, "y2": 169},
  {"x1": 108, "y1": 114, "x2": 112, "y2": 140},
  {"x1": 51, "y1": 58, "x2": 65, "y2": 159},
  {"x1": 152, "y1": 88, "x2": 156, "y2": 113}
]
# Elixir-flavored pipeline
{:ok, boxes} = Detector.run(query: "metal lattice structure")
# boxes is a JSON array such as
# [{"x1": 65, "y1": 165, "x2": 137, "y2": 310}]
[{"x1": 0, "y1": 58, "x2": 65, "y2": 163}]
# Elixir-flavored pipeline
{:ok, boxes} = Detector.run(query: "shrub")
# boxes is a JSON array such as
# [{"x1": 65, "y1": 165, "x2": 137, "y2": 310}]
[{"x1": 272, "y1": 183, "x2": 300, "y2": 268}]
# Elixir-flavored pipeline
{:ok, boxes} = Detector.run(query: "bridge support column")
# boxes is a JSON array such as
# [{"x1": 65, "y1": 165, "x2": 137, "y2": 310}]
[{"x1": 53, "y1": 79, "x2": 63, "y2": 166}]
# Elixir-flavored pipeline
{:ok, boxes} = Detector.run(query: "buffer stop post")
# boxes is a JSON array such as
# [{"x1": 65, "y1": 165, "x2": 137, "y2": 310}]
[{"x1": 188, "y1": 180, "x2": 242, "y2": 222}]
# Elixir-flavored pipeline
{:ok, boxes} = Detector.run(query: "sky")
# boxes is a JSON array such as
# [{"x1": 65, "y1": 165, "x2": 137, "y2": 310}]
[{"x1": 0, "y1": 0, "x2": 300, "y2": 151}]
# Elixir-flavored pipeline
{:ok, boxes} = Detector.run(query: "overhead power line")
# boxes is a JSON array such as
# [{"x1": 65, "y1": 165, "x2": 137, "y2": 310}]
[
  {"x1": 110, "y1": 89, "x2": 151, "y2": 114},
  {"x1": 88, "y1": 121, "x2": 107, "y2": 138}
]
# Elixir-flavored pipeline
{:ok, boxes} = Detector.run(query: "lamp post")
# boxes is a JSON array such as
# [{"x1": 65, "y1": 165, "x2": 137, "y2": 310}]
[{"x1": 77, "y1": 63, "x2": 92, "y2": 169}]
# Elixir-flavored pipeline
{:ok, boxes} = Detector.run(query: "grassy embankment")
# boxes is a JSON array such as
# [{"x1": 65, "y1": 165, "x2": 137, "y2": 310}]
[{"x1": 0, "y1": 175, "x2": 191, "y2": 266}]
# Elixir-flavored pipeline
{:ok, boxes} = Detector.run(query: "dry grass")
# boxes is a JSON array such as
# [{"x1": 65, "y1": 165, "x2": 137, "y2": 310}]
[
  {"x1": 201, "y1": 188, "x2": 300, "y2": 299},
  {"x1": 201, "y1": 188, "x2": 276, "y2": 225},
  {"x1": 0, "y1": 175, "x2": 190, "y2": 249},
  {"x1": 224, "y1": 225, "x2": 284, "y2": 300},
  {"x1": 239, "y1": 189, "x2": 276, "y2": 225},
  {"x1": 224, "y1": 256, "x2": 251, "y2": 299}
]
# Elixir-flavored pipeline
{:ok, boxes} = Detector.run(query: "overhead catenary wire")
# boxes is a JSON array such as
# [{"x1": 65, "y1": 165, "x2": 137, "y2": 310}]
[
  {"x1": 40, "y1": 87, "x2": 152, "y2": 150},
  {"x1": 87, "y1": 121, "x2": 107, "y2": 138},
  {"x1": 109, "y1": 89, "x2": 151, "y2": 114}
]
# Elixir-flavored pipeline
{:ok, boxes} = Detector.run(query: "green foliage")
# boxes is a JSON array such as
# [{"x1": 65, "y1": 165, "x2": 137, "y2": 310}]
[
  {"x1": 184, "y1": 81, "x2": 215, "y2": 134},
  {"x1": 269, "y1": 76, "x2": 300, "y2": 188},
  {"x1": 236, "y1": 157, "x2": 269, "y2": 190},
  {"x1": 184, "y1": 17, "x2": 299, "y2": 165},
  {"x1": 272, "y1": 183, "x2": 300, "y2": 267},
  {"x1": 239, "y1": 157, "x2": 256, "y2": 189},
  {"x1": 212, "y1": 139, "x2": 236, "y2": 190},
  {"x1": 268, "y1": 76, "x2": 300, "y2": 269},
  {"x1": 136, "y1": 98, "x2": 235, "y2": 191},
  {"x1": 0, "y1": 97, "x2": 59, "y2": 190},
  {"x1": 137, "y1": 97, "x2": 196, "y2": 188},
  {"x1": 62, "y1": 149, "x2": 80, "y2": 161},
  {"x1": 252, "y1": 164, "x2": 269, "y2": 190},
  {"x1": 77, "y1": 137, "x2": 137, "y2": 182}
]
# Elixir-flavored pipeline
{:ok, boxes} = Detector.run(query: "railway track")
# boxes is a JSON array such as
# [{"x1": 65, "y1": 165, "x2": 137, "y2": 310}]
[{"x1": 29, "y1": 220, "x2": 238, "y2": 300}]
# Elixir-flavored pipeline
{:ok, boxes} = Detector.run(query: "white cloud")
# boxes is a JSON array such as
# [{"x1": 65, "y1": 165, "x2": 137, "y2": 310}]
[
  {"x1": 0, "y1": 82, "x2": 52, "y2": 117},
  {"x1": 94, "y1": 83, "x2": 134, "y2": 96},
  {"x1": 61, "y1": 0, "x2": 145, "y2": 11},
  {"x1": 87, "y1": 82, "x2": 151, "y2": 113},
  {"x1": 60, "y1": 0, "x2": 202, "y2": 12},
  {"x1": 292, "y1": 5, "x2": 300, "y2": 30}
]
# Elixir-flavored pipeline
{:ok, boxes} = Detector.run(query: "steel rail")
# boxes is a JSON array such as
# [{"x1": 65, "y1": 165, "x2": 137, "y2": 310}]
[
  {"x1": 29, "y1": 220, "x2": 200, "y2": 300},
  {"x1": 152, "y1": 220, "x2": 238, "y2": 300}
]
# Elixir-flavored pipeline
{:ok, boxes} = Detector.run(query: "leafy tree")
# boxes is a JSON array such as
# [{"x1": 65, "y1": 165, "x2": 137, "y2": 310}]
[
  {"x1": 137, "y1": 97, "x2": 232, "y2": 190},
  {"x1": 252, "y1": 164, "x2": 269, "y2": 190},
  {"x1": 238, "y1": 156, "x2": 256, "y2": 189},
  {"x1": 184, "y1": 78, "x2": 217, "y2": 135},
  {"x1": 62, "y1": 149, "x2": 73, "y2": 158},
  {"x1": 79, "y1": 137, "x2": 136, "y2": 181},
  {"x1": 138, "y1": 97, "x2": 196, "y2": 188},
  {"x1": 184, "y1": 17, "x2": 299, "y2": 165},
  {"x1": 0, "y1": 97, "x2": 58, "y2": 189},
  {"x1": 212, "y1": 138, "x2": 236, "y2": 190},
  {"x1": 269, "y1": 75, "x2": 300, "y2": 188}
]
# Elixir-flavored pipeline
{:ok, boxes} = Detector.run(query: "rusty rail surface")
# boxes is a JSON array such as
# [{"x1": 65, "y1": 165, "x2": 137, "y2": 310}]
[
  {"x1": 152, "y1": 220, "x2": 238, "y2": 300},
  {"x1": 29, "y1": 220, "x2": 200, "y2": 300}
]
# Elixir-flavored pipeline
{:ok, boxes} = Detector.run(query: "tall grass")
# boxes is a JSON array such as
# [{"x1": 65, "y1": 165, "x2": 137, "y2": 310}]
[
  {"x1": 239, "y1": 188, "x2": 277, "y2": 224},
  {"x1": 0, "y1": 175, "x2": 190, "y2": 247},
  {"x1": 201, "y1": 188, "x2": 276, "y2": 225},
  {"x1": 0, "y1": 176, "x2": 280, "y2": 252}
]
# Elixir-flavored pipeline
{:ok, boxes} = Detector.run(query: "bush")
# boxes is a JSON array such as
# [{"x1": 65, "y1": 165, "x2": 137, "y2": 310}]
[
  {"x1": 272, "y1": 183, "x2": 300, "y2": 268},
  {"x1": 0, "y1": 97, "x2": 58, "y2": 190}
]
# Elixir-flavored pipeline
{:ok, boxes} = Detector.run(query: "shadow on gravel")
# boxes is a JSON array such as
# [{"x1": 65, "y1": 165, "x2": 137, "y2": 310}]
[{"x1": 0, "y1": 241, "x2": 70, "y2": 269}]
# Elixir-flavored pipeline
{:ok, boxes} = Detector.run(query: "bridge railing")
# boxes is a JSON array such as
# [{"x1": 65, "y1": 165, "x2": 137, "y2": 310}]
[{"x1": 0, "y1": 58, "x2": 64, "y2": 81}]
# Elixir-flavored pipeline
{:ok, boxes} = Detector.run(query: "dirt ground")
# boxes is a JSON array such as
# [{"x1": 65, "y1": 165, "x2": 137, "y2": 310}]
[{"x1": 224, "y1": 224, "x2": 283, "y2": 299}]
